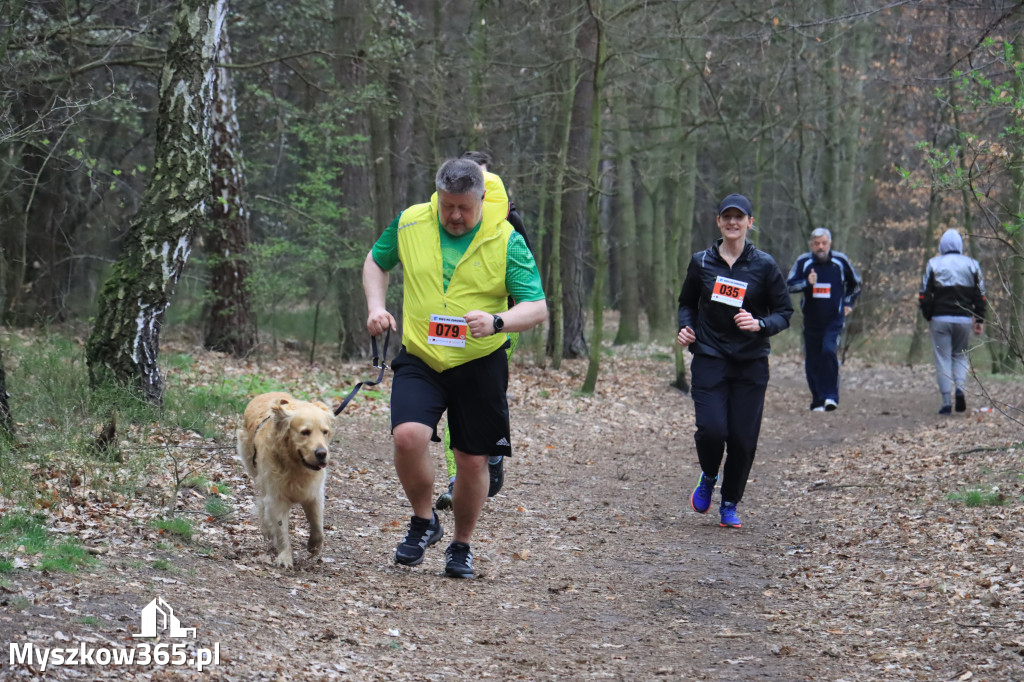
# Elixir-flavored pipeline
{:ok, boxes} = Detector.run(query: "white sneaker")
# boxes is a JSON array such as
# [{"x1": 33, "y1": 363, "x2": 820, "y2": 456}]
[
  {"x1": 824, "y1": 399, "x2": 838, "y2": 411},
  {"x1": 812, "y1": 406, "x2": 827, "y2": 412}
]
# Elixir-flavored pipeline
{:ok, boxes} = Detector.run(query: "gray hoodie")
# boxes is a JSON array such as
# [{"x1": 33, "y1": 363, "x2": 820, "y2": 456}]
[{"x1": 919, "y1": 229, "x2": 986, "y2": 322}]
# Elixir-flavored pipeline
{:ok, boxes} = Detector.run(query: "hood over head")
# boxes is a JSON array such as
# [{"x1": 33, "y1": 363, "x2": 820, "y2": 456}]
[{"x1": 939, "y1": 229, "x2": 963, "y2": 255}]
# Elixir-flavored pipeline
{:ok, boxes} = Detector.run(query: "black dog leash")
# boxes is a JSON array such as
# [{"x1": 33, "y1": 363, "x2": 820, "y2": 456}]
[{"x1": 333, "y1": 329, "x2": 391, "y2": 416}]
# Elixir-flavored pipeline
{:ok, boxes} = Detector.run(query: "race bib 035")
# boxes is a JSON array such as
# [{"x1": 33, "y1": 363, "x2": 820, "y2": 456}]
[{"x1": 711, "y1": 276, "x2": 748, "y2": 308}]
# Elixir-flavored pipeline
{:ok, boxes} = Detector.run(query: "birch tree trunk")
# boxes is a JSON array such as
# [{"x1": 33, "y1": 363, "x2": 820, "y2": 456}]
[
  {"x1": 0, "y1": 344, "x2": 11, "y2": 438},
  {"x1": 203, "y1": 27, "x2": 255, "y2": 357},
  {"x1": 86, "y1": 0, "x2": 226, "y2": 405}
]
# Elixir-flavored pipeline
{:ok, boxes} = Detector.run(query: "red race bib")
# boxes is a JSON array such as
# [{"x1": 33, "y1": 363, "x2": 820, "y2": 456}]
[
  {"x1": 711, "y1": 276, "x2": 748, "y2": 308},
  {"x1": 428, "y1": 314, "x2": 467, "y2": 347}
]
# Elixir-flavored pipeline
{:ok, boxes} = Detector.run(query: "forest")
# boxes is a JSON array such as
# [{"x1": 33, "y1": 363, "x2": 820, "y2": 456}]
[
  {"x1": 2, "y1": 0, "x2": 1024, "y2": 401},
  {"x1": 1, "y1": 4, "x2": 1024, "y2": 679},
  {"x1": 1, "y1": 0, "x2": 1024, "y2": 403}
]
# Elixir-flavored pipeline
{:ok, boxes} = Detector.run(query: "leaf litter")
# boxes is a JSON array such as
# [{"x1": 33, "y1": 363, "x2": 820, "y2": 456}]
[{"x1": 0, "y1": 344, "x2": 1020, "y2": 680}]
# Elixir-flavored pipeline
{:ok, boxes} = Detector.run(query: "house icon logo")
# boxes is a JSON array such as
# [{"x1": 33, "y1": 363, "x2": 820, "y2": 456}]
[{"x1": 132, "y1": 597, "x2": 197, "y2": 638}]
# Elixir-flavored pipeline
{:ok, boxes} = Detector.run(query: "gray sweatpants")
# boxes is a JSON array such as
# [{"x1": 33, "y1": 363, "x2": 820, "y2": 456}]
[{"x1": 930, "y1": 319, "x2": 972, "y2": 397}]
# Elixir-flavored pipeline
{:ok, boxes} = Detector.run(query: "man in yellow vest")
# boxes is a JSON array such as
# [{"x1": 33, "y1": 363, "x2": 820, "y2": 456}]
[
  {"x1": 363, "y1": 158, "x2": 547, "y2": 578},
  {"x1": 436, "y1": 150, "x2": 530, "y2": 510}
]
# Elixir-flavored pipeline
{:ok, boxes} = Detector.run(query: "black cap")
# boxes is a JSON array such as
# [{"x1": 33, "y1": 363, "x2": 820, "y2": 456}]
[{"x1": 717, "y1": 193, "x2": 753, "y2": 216}]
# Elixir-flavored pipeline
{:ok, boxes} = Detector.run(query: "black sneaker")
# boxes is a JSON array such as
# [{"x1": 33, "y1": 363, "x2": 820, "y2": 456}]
[
  {"x1": 394, "y1": 512, "x2": 443, "y2": 566},
  {"x1": 444, "y1": 542, "x2": 474, "y2": 578},
  {"x1": 487, "y1": 456, "x2": 504, "y2": 497},
  {"x1": 955, "y1": 390, "x2": 966, "y2": 413},
  {"x1": 435, "y1": 477, "x2": 455, "y2": 511}
]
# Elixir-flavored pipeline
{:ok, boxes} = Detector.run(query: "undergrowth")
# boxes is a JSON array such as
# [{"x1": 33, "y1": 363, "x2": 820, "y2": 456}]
[
  {"x1": 0, "y1": 512, "x2": 96, "y2": 573},
  {"x1": 946, "y1": 487, "x2": 1008, "y2": 507},
  {"x1": 0, "y1": 332, "x2": 249, "y2": 515}
]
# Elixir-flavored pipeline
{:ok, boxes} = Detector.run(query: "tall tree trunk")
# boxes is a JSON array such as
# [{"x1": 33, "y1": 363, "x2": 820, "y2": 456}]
[
  {"x1": 907, "y1": 183, "x2": 942, "y2": 366},
  {"x1": 545, "y1": 22, "x2": 580, "y2": 370},
  {"x1": 612, "y1": 94, "x2": 639, "y2": 345},
  {"x1": 370, "y1": 102, "x2": 395, "y2": 232},
  {"x1": 386, "y1": 0, "x2": 422, "y2": 214},
  {"x1": 529, "y1": 118, "x2": 554, "y2": 367},
  {"x1": 642, "y1": 178, "x2": 669, "y2": 336},
  {"x1": 1003, "y1": 37, "x2": 1024, "y2": 371},
  {"x1": 390, "y1": 66, "x2": 415, "y2": 215},
  {"x1": 671, "y1": 67, "x2": 700, "y2": 393},
  {"x1": 0, "y1": 343, "x2": 11, "y2": 438},
  {"x1": 637, "y1": 182, "x2": 654, "y2": 321},
  {"x1": 657, "y1": 177, "x2": 675, "y2": 336},
  {"x1": 835, "y1": 20, "x2": 872, "y2": 249},
  {"x1": 86, "y1": 0, "x2": 226, "y2": 405},
  {"x1": 559, "y1": 5, "x2": 598, "y2": 359},
  {"x1": 582, "y1": 9, "x2": 606, "y2": 393},
  {"x1": 468, "y1": 0, "x2": 488, "y2": 150},
  {"x1": 333, "y1": 1, "x2": 372, "y2": 359},
  {"x1": 203, "y1": 27, "x2": 255, "y2": 357},
  {"x1": 821, "y1": 0, "x2": 841, "y2": 229}
]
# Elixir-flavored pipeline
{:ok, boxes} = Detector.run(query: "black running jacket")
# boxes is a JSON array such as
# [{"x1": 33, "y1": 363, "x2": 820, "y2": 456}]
[{"x1": 677, "y1": 240, "x2": 794, "y2": 361}]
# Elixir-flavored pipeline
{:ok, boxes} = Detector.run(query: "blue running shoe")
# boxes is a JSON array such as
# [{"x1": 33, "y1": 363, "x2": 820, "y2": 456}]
[
  {"x1": 719, "y1": 502, "x2": 742, "y2": 528},
  {"x1": 690, "y1": 473, "x2": 717, "y2": 514}
]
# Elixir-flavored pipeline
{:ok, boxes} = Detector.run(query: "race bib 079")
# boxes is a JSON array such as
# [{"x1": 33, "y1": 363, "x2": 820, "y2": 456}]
[
  {"x1": 428, "y1": 314, "x2": 467, "y2": 347},
  {"x1": 812, "y1": 282, "x2": 832, "y2": 299},
  {"x1": 711, "y1": 276, "x2": 748, "y2": 307}
]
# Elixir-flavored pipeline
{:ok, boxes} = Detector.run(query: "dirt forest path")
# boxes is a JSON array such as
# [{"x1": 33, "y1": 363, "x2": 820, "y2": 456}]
[{"x1": 2, "y1": 349, "x2": 1022, "y2": 680}]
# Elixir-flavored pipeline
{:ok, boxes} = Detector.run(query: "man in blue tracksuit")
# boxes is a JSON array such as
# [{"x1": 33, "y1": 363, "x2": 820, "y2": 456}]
[{"x1": 787, "y1": 227, "x2": 861, "y2": 411}]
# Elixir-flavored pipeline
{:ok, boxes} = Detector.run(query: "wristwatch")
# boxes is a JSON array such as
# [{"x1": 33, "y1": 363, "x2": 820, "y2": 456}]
[
  {"x1": 493, "y1": 314, "x2": 505, "y2": 333},
  {"x1": 758, "y1": 319, "x2": 766, "y2": 331}
]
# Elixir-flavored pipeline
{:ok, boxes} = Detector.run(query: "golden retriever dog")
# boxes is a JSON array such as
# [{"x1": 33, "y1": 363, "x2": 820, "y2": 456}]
[{"x1": 237, "y1": 392, "x2": 333, "y2": 568}]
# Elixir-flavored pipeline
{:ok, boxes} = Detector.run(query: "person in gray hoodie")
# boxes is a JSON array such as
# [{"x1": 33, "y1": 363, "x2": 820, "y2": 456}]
[{"x1": 918, "y1": 229, "x2": 987, "y2": 414}]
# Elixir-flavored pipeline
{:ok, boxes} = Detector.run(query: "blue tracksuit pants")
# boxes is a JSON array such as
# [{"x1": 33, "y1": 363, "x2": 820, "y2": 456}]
[{"x1": 804, "y1": 317, "x2": 844, "y2": 408}]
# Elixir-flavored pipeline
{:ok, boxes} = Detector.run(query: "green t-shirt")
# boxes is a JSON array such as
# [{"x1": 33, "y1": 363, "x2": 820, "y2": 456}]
[{"x1": 371, "y1": 213, "x2": 545, "y2": 302}]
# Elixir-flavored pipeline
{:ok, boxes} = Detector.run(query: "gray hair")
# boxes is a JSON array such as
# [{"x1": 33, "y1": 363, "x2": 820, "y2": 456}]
[
  {"x1": 435, "y1": 159, "x2": 485, "y2": 198},
  {"x1": 810, "y1": 227, "x2": 832, "y2": 241}
]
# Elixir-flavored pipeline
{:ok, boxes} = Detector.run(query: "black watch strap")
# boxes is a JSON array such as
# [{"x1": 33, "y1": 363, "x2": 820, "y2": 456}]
[{"x1": 493, "y1": 314, "x2": 504, "y2": 332}]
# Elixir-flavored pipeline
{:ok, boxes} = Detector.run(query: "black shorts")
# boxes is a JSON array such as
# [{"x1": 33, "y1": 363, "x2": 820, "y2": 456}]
[{"x1": 390, "y1": 346, "x2": 511, "y2": 457}]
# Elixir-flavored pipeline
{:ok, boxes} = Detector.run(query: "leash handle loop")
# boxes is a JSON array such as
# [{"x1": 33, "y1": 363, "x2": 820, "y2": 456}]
[{"x1": 334, "y1": 328, "x2": 391, "y2": 416}]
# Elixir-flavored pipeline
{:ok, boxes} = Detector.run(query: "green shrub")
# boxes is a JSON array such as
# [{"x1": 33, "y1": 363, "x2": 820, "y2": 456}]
[
  {"x1": 38, "y1": 541, "x2": 97, "y2": 572},
  {"x1": 150, "y1": 517, "x2": 194, "y2": 541},
  {"x1": 946, "y1": 487, "x2": 1007, "y2": 507},
  {"x1": 0, "y1": 512, "x2": 96, "y2": 573}
]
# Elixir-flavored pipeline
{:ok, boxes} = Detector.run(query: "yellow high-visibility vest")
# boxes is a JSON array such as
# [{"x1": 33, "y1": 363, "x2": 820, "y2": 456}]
[{"x1": 397, "y1": 189, "x2": 513, "y2": 372}]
